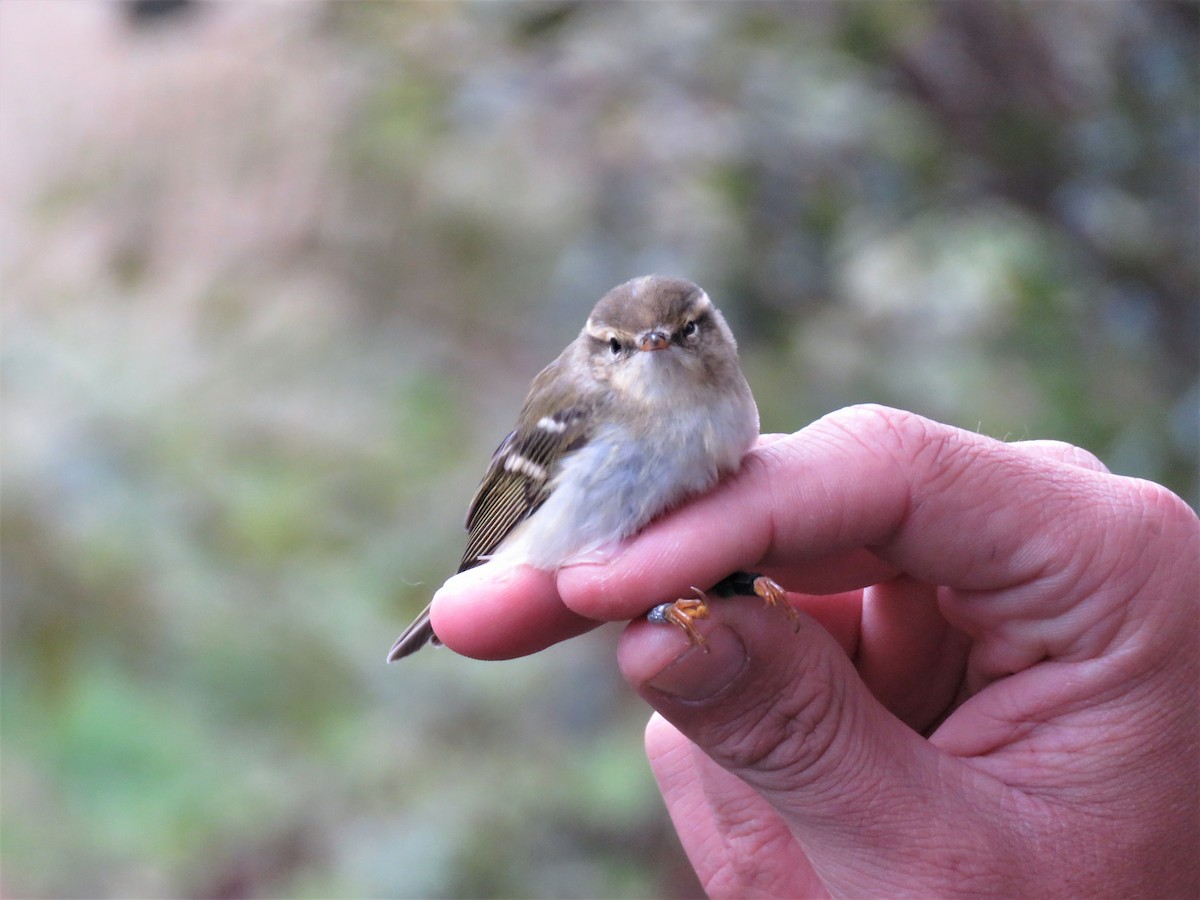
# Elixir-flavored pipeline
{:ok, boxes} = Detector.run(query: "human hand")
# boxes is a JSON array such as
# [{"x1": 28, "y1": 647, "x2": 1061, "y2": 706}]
[{"x1": 431, "y1": 405, "x2": 1200, "y2": 897}]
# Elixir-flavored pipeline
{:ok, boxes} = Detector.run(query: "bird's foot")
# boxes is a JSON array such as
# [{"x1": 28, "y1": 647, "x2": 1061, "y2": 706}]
[
  {"x1": 647, "y1": 589, "x2": 711, "y2": 651},
  {"x1": 746, "y1": 574, "x2": 800, "y2": 631},
  {"x1": 646, "y1": 572, "x2": 798, "y2": 640}
]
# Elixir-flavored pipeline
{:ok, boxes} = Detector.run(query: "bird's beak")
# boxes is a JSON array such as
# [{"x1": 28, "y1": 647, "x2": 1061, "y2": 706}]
[{"x1": 637, "y1": 331, "x2": 670, "y2": 352}]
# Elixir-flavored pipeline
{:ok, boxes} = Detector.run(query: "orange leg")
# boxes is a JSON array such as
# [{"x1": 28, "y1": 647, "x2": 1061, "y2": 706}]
[
  {"x1": 645, "y1": 573, "x2": 800, "y2": 638},
  {"x1": 647, "y1": 589, "x2": 711, "y2": 650},
  {"x1": 751, "y1": 575, "x2": 801, "y2": 631}
]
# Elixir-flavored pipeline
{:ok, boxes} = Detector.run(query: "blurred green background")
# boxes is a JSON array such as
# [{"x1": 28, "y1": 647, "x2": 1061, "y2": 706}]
[{"x1": 1, "y1": 1, "x2": 1196, "y2": 897}]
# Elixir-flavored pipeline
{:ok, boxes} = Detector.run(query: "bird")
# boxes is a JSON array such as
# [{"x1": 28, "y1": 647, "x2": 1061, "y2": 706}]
[{"x1": 387, "y1": 275, "x2": 793, "y2": 663}]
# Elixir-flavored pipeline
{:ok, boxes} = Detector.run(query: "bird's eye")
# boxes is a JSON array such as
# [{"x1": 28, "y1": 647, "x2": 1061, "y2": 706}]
[
  {"x1": 609, "y1": 337, "x2": 622, "y2": 355},
  {"x1": 682, "y1": 321, "x2": 698, "y2": 338}
]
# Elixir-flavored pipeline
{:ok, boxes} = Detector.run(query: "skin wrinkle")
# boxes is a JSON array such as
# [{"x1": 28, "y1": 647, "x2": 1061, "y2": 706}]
[
  {"x1": 649, "y1": 720, "x2": 822, "y2": 898},
  {"x1": 950, "y1": 637, "x2": 1185, "y2": 783},
  {"x1": 1021, "y1": 477, "x2": 1190, "y2": 668},
  {"x1": 731, "y1": 667, "x2": 844, "y2": 785},
  {"x1": 852, "y1": 417, "x2": 1130, "y2": 693},
  {"x1": 1071, "y1": 644, "x2": 1196, "y2": 784},
  {"x1": 1059, "y1": 575, "x2": 1144, "y2": 665},
  {"x1": 1040, "y1": 711, "x2": 1153, "y2": 793},
  {"x1": 690, "y1": 666, "x2": 826, "y2": 778},
  {"x1": 801, "y1": 709, "x2": 894, "y2": 825},
  {"x1": 911, "y1": 467, "x2": 1050, "y2": 590},
  {"x1": 997, "y1": 756, "x2": 1178, "y2": 893},
  {"x1": 1027, "y1": 458, "x2": 1157, "y2": 595},
  {"x1": 921, "y1": 428, "x2": 1134, "y2": 602},
  {"x1": 935, "y1": 494, "x2": 1131, "y2": 684},
  {"x1": 855, "y1": 413, "x2": 1046, "y2": 592},
  {"x1": 801, "y1": 753, "x2": 1026, "y2": 897},
  {"x1": 715, "y1": 666, "x2": 894, "y2": 841},
  {"x1": 910, "y1": 420, "x2": 979, "y2": 500},
  {"x1": 820, "y1": 410, "x2": 915, "y2": 548},
  {"x1": 835, "y1": 776, "x2": 999, "y2": 894},
  {"x1": 937, "y1": 658, "x2": 1118, "y2": 760},
  {"x1": 701, "y1": 785, "x2": 809, "y2": 899}
]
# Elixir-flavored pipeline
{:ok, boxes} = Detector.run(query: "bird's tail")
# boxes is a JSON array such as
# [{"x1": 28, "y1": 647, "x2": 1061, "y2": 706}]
[{"x1": 386, "y1": 605, "x2": 439, "y2": 662}]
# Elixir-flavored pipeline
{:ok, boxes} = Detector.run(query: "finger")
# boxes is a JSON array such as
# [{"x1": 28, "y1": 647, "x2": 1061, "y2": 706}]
[
  {"x1": 754, "y1": 431, "x2": 790, "y2": 447},
  {"x1": 557, "y1": 406, "x2": 924, "y2": 622},
  {"x1": 426, "y1": 420, "x2": 897, "y2": 659},
  {"x1": 560, "y1": 405, "x2": 1181, "y2": 664},
  {"x1": 1008, "y1": 439, "x2": 1111, "y2": 472},
  {"x1": 620, "y1": 598, "x2": 1007, "y2": 896},
  {"x1": 427, "y1": 555, "x2": 867, "y2": 661},
  {"x1": 644, "y1": 714, "x2": 822, "y2": 898},
  {"x1": 430, "y1": 563, "x2": 597, "y2": 659}
]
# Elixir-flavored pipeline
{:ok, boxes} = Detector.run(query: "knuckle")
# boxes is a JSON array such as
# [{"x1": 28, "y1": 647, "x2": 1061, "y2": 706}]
[
  {"x1": 1012, "y1": 439, "x2": 1111, "y2": 473},
  {"x1": 1121, "y1": 478, "x2": 1200, "y2": 567},
  {"x1": 1130, "y1": 478, "x2": 1198, "y2": 531},
  {"x1": 818, "y1": 404, "x2": 966, "y2": 491},
  {"x1": 818, "y1": 403, "x2": 932, "y2": 461}
]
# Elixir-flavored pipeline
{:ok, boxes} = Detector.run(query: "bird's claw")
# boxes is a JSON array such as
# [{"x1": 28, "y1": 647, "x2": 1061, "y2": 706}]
[
  {"x1": 752, "y1": 575, "x2": 801, "y2": 631},
  {"x1": 646, "y1": 573, "x2": 798, "y2": 641},
  {"x1": 647, "y1": 588, "x2": 711, "y2": 651}
]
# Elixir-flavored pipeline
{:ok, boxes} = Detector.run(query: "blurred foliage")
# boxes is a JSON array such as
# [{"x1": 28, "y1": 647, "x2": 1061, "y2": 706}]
[{"x1": 1, "y1": 1, "x2": 1196, "y2": 897}]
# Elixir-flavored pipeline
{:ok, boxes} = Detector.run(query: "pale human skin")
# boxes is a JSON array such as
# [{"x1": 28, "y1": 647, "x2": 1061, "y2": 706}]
[{"x1": 429, "y1": 405, "x2": 1200, "y2": 897}]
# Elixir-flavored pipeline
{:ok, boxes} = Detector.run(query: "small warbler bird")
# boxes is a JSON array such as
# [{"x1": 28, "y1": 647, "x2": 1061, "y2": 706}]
[{"x1": 387, "y1": 275, "x2": 792, "y2": 663}]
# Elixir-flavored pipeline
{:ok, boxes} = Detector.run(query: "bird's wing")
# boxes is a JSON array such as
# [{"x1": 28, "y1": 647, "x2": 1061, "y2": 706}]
[
  {"x1": 387, "y1": 405, "x2": 590, "y2": 663},
  {"x1": 459, "y1": 404, "x2": 591, "y2": 571}
]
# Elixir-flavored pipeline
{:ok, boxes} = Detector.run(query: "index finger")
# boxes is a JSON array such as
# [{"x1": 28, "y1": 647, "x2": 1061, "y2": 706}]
[
  {"x1": 428, "y1": 562, "x2": 596, "y2": 660},
  {"x1": 557, "y1": 404, "x2": 1188, "y2": 668}
]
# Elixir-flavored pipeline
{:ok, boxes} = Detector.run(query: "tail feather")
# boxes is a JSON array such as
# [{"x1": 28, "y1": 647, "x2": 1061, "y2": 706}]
[{"x1": 386, "y1": 605, "x2": 439, "y2": 662}]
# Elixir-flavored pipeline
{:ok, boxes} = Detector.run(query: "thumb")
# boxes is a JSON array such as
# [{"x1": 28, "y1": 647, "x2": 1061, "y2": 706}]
[{"x1": 619, "y1": 597, "x2": 1010, "y2": 897}]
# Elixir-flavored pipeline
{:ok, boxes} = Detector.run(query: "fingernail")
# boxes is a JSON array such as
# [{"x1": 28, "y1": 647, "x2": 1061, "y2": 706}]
[{"x1": 645, "y1": 625, "x2": 748, "y2": 701}]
